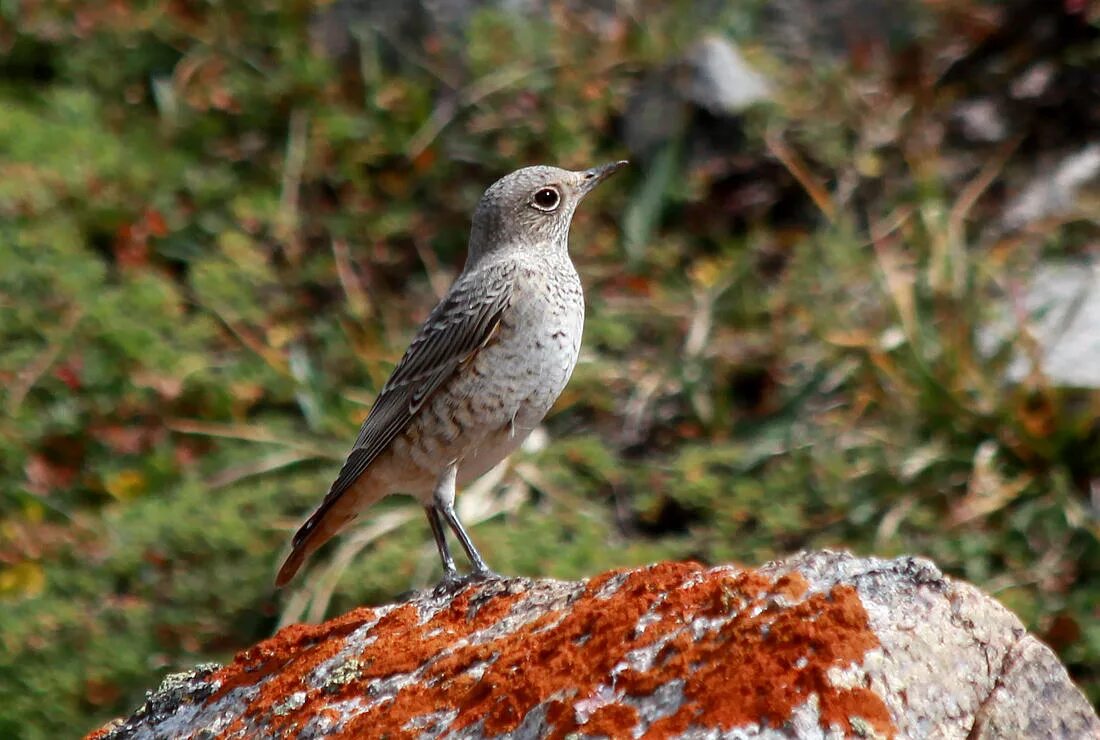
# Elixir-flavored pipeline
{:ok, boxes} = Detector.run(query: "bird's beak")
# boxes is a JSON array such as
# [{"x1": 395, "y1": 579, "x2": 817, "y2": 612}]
[{"x1": 579, "y1": 160, "x2": 629, "y2": 195}]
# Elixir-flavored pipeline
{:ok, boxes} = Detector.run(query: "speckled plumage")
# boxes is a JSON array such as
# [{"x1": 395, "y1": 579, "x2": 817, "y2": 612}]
[{"x1": 277, "y1": 162, "x2": 626, "y2": 587}]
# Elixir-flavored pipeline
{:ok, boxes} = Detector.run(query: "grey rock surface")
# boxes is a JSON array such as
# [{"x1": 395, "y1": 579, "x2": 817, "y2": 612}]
[
  {"x1": 623, "y1": 34, "x2": 773, "y2": 160},
  {"x1": 89, "y1": 552, "x2": 1099, "y2": 739},
  {"x1": 1003, "y1": 144, "x2": 1100, "y2": 232},
  {"x1": 682, "y1": 35, "x2": 771, "y2": 116},
  {"x1": 983, "y1": 260, "x2": 1100, "y2": 389}
]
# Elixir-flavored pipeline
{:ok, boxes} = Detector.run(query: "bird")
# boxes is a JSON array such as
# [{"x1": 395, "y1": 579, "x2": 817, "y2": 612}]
[{"x1": 276, "y1": 160, "x2": 628, "y2": 588}]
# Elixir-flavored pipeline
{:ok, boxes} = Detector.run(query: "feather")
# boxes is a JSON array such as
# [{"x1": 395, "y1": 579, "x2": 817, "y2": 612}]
[{"x1": 275, "y1": 260, "x2": 516, "y2": 585}]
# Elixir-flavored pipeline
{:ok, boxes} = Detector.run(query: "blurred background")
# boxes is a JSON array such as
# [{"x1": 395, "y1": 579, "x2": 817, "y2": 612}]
[{"x1": 1, "y1": 0, "x2": 1099, "y2": 735}]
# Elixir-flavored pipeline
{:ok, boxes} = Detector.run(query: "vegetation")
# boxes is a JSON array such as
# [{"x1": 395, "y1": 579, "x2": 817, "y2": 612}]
[{"x1": 0, "y1": 1, "x2": 1096, "y2": 735}]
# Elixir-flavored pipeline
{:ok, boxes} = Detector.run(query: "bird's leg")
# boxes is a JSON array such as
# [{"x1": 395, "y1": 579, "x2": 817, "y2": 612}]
[
  {"x1": 424, "y1": 505, "x2": 458, "y2": 584},
  {"x1": 434, "y1": 463, "x2": 499, "y2": 580}
]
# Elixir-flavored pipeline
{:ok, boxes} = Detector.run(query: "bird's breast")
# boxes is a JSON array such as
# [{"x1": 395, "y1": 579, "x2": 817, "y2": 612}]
[
  {"x1": 468, "y1": 262, "x2": 584, "y2": 424},
  {"x1": 409, "y1": 259, "x2": 584, "y2": 486}
]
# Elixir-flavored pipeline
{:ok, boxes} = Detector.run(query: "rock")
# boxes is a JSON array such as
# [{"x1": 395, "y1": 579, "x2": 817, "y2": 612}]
[
  {"x1": 623, "y1": 35, "x2": 772, "y2": 159},
  {"x1": 87, "y1": 552, "x2": 1098, "y2": 739},
  {"x1": 1002, "y1": 144, "x2": 1100, "y2": 231},
  {"x1": 982, "y1": 260, "x2": 1100, "y2": 389},
  {"x1": 682, "y1": 35, "x2": 772, "y2": 117},
  {"x1": 951, "y1": 98, "x2": 1009, "y2": 144}
]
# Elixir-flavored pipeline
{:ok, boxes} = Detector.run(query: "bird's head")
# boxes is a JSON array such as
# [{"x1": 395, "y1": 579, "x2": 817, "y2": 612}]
[{"x1": 467, "y1": 161, "x2": 627, "y2": 263}]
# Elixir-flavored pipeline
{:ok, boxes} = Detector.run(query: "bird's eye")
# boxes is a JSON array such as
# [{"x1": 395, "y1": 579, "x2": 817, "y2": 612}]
[{"x1": 532, "y1": 187, "x2": 561, "y2": 211}]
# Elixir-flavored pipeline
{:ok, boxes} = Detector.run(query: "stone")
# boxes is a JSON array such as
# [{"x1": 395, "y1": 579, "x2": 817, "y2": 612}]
[
  {"x1": 682, "y1": 35, "x2": 772, "y2": 116},
  {"x1": 983, "y1": 260, "x2": 1100, "y2": 389},
  {"x1": 1002, "y1": 144, "x2": 1100, "y2": 232},
  {"x1": 87, "y1": 551, "x2": 1099, "y2": 739}
]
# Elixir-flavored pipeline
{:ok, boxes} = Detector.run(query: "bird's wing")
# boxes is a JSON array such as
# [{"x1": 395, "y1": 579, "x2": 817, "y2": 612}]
[{"x1": 290, "y1": 261, "x2": 515, "y2": 549}]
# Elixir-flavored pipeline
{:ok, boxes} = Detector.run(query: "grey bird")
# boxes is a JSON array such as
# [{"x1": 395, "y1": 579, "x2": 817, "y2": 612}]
[{"x1": 276, "y1": 161, "x2": 627, "y2": 588}]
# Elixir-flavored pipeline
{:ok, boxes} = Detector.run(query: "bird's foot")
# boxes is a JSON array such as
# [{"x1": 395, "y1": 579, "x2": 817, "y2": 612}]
[
  {"x1": 469, "y1": 566, "x2": 501, "y2": 582},
  {"x1": 432, "y1": 568, "x2": 501, "y2": 596},
  {"x1": 433, "y1": 570, "x2": 472, "y2": 596}
]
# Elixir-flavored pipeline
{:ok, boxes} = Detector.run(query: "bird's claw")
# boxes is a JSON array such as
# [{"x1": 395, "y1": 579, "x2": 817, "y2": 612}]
[
  {"x1": 432, "y1": 568, "x2": 501, "y2": 596},
  {"x1": 433, "y1": 570, "x2": 469, "y2": 596},
  {"x1": 470, "y1": 567, "x2": 500, "y2": 582}
]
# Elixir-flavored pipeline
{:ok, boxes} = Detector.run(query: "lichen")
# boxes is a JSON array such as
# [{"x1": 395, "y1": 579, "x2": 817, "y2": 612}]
[{"x1": 193, "y1": 563, "x2": 893, "y2": 738}]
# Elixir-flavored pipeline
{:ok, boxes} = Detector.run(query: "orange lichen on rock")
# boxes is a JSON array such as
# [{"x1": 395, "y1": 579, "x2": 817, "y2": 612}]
[
  {"x1": 194, "y1": 562, "x2": 893, "y2": 738},
  {"x1": 89, "y1": 553, "x2": 1100, "y2": 740},
  {"x1": 337, "y1": 562, "x2": 704, "y2": 738},
  {"x1": 774, "y1": 571, "x2": 809, "y2": 600},
  {"x1": 639, "y1": 582, "x2": 893, "y2": 737},
  {"x1": 213, "y1": 605, "x2": 377, "y2": 690}
]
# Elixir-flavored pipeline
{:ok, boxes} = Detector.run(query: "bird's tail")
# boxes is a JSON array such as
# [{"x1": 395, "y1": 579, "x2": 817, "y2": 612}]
[
  {"x1": 275, "y1": 539, "x2": 312, "y2": 589},
  {"x1": 275, "y1": 506, "x2": 332, "y2": 588},
  {"x1": 275, "y1": 478, "x2": 384, "y2": 588}
]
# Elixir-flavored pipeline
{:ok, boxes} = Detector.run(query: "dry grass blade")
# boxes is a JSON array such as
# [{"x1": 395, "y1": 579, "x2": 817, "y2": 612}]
[
  {"x1": 406, "y1": 65, "x2": 548, "y2": 159},
  {"x1": 512, "y1": 460, "x2": 603, "y2": 522},
  {"x1": 205, "y1": 304, "x2": 289, "y2": 375},
  {"x1": 339, "y1": 388, "x2": 378, "y2": 408},
  {"x1": 205, "y1": 449, "x2": 317, "y2": 490},
  {"x1": 167, "y1": 418, "x2": 340, "y2": 459},
  {"x1": 932, "y1": 135, "x2": 1021, "y2": 294},
  {"x1": 871, "y1": 236, "x2": 918, "y2": 342},
  {"x1": 949, "y1": 135, "x2": 1021, "y2": 242},
  {"x1": 280, "y1": 507, "x2": 421, "y2": 627},
  {"x1": 621, "y1": 371, "x2": 665, "y2": 448},
  {"x1": 681, "y1": 274, "x2": 734, "y2": 424},
  {"x1": 454, "y1": 458, "x2": 512, "y2": 525},
  {"x1": 949, "y1": 441, "x2": 1032, "y2": 525},
  {"x1": 874, "y1": 495, "x2": 915, "y2": 547},
  {"x1": 332, "y1": 239, "x2": 372, "y2": 320},
  {"x1": 278, "y1": 107, "x2": 309, "y2": 265},
  {"x1": 765, "y1": 127, "x2": 836, "y2": 221},
  {"x1": 412, "y1": 235, "x2": 453, "y2": 300}
]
